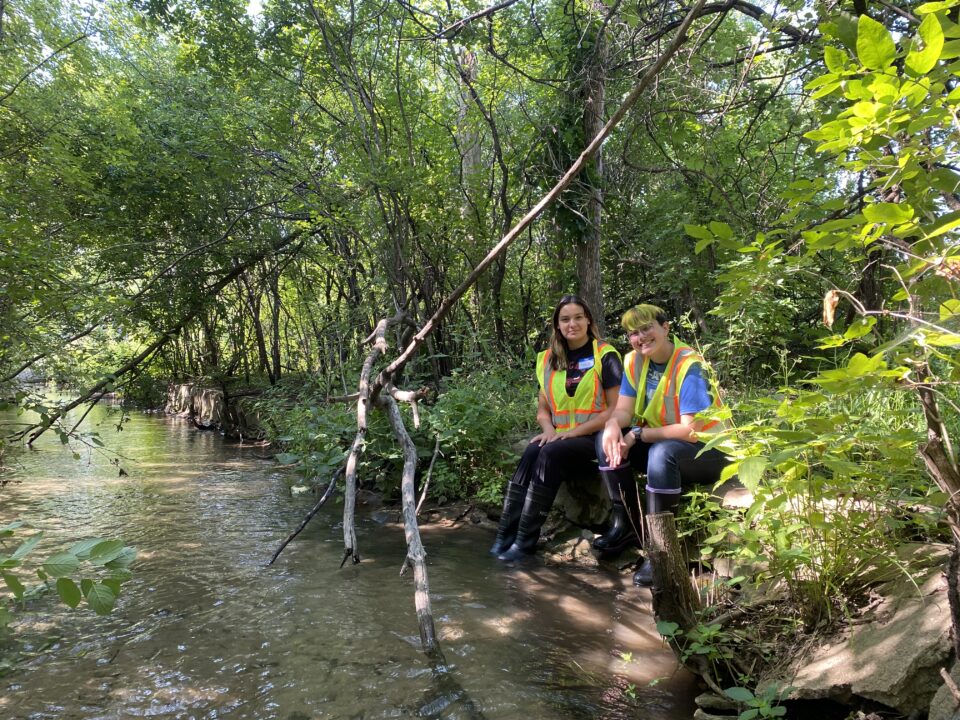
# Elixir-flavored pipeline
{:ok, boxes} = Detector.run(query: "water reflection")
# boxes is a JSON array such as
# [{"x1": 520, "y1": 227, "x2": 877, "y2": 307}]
[{"x1": 0, "y1": 405, "x2": 696, "y2": 718}]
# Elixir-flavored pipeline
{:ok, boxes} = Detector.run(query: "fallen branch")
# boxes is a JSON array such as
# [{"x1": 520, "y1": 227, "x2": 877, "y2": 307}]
[
  {"x1": 268, "y1": 467, "x2": 343, "y2": 566},
  {"x1": 416, "y1": 435, "x2": 442, "y2": 517},
  {"x1": 341, "y1": 312, "x2": 409, "y2": 566},
  {"x1": 381, "y1": 390, "x2": 440, "y2": 656},
  {"x1": 940, "y1": 665, "x2": 960, "y2": 706}
]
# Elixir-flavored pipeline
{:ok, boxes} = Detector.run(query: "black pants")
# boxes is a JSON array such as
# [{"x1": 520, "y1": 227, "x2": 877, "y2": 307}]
[{"x1": 509, "y1": 434, "x2": 605, "y2": 492}]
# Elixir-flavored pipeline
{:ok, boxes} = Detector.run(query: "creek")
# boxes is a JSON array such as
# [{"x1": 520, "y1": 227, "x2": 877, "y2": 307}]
[{"x1": 0, "y1": 403, "x2": 696, "y2": 719}]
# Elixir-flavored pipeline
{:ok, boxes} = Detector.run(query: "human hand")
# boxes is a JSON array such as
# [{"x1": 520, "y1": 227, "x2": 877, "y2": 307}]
[
  {"x1": 530, "y1": 427, "x2": 559, "y2": 446},
  {"x1": 602, "y1": 424, "x2": 624, "y2": 467}
]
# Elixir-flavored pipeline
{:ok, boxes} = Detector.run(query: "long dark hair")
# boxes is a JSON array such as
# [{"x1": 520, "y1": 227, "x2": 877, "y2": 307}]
[{"x1": 547, "y1": 295, "x2": 599, "y2": 370}]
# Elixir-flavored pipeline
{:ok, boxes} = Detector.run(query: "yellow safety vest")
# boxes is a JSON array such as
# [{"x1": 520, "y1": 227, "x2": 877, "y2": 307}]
[
  {"x1": 536, "y1": 340, "x2": 620, "y2": 433},
  {"x1": 624, "y1": 342, "x2": 724, "y2": 430}
]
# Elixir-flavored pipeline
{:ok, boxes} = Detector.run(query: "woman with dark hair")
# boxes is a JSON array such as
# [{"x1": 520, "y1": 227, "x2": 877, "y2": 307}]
[
  {"x1": 491, "y1": 295, "x2": 624, "y2": 561},
  {"x1": 600, "y1": 303, "x2": 729, "y2": 586}
]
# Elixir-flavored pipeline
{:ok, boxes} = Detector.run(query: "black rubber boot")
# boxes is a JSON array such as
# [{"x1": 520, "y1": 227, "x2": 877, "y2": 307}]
[
  {"x1": 634, "y1": 489, "x2": 681, "y2": 587},
  {"x1": 497, "y1": 483, "x2": 559, "y2": 561},
  {"x1": 490, "y1": 482, "x2": 527, "y2": 555},
  {"x1": 592, "y1": 469, "x2": 640, "y2": 557}
]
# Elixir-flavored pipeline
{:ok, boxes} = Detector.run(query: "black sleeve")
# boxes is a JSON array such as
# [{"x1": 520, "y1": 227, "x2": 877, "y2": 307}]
[{"x1": 600, "y1": 352, "x2": 623, "y2": 390}]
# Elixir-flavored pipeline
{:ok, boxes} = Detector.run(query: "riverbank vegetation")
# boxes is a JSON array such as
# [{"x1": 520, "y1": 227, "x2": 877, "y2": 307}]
[{"x1": 2, "y1": 0, "x2": 959, "y2": 713}]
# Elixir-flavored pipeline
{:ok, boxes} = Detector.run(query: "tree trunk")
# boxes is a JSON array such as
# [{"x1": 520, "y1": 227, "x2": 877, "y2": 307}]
[{"x1": 575, "y1": 21, "x2": 607, "y2": 335}]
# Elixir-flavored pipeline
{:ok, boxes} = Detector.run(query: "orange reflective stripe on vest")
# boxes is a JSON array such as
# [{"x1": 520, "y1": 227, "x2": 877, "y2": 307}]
[
  {"x1": 536, "y1": 340, "x2": 620, "y2": 433},
  {"x1": 627, "y1": 342, "x2": 724, "y2": 430}
]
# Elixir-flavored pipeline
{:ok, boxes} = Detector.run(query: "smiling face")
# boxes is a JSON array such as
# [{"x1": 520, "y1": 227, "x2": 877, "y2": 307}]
[
  {"x1": 628, "y1": 320, "x2": 671, "y2": 362},
  {"x1": 556, "y1": 302, "x2": 591, "y2": 349}
]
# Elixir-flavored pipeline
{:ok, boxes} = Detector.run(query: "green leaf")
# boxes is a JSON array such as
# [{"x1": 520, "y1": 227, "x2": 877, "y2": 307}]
[
  {"x1": 844, "y1": 316, "x2": 877, "y2": 340},
  {"x1": 708, "y1": 221, "x2": 733, "y2": 240},
  {"x1": 907, "y1": 14, "x2": 945, "y2": 74},
  {"x1": 56, "y1": 578, "x2": 82, "y2": 608},
  {"x1": 656, "y1": 620, "x2": 680, "y2": 637},
  {"x1": 84, "y1": 582, "x2": 117, "y2": 615},
  {"x1": 824, "y1": 45, "x2": 848, "y2": 72},
  {"x1": 12, "y1": 532, "x2": 43, "y2": 561},
  {"x1": 724, "y1": 686, "x2": 756, "y2": 702},
  {"x1": 274, "y1": 452, "x2": 299, "y2": 465},
  {"x1": 917, "y1": 1, "x2": 957, "y2": 12},
  {"x1": 737, "y1": 456, "x2": 768, "y2": 493},
  {"x1": 857, "y1": 15, "x2": 897, "y2": 70},
  {"x1": 3, "y1": 572, "x2": 25, "y2": 599},
  {"x1": 71, "y1": 538, "x2": 106, "y2": 560},
  {"x1": 940, "y1": 299, "x2": 960, "y2": 320},
  {"x1": 87, "y1": 540, "x2": 125, "y2": 566},
  {"x1": 0, "y1": 520, "x2": 24, "y2": 537},
  {"x1": 863, "y1": 202, "x2": 914, "y2": 224},
  {"x1": 922, "y1": 209, "x2": 960, "y2": 240},
  {"x1": 43, "y1": 552, "x2": 80, "y2": 578},
  {"x1": 104, "y1": 546, "x2": 137, "y2": 569},
  {"x1": 684, "y1": 224, "x2": 713, "y2": 240}
]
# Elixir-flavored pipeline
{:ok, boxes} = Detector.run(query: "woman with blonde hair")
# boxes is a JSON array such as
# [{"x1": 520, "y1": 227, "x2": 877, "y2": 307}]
[{"x1": 599, "y1": 303, "x2": 729, "y2": 585}]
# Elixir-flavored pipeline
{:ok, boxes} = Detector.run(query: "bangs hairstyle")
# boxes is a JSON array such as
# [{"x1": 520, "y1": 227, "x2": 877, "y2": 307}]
[
  {"x1": 548, "y1": 294, "x2": 599, "y2": 371},
  {"x1": 621, "y1": 304, "x2": 668, "y2": 332}
]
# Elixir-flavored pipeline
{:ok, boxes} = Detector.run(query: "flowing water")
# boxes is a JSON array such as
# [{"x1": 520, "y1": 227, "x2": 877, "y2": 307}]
[{"x1": 0, "y1": 403, "x2": 697, "y2": 719}]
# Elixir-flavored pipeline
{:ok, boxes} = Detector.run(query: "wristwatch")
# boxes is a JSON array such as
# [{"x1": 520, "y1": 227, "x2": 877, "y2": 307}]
[{"x1": 630, "y1": 426, "x2": 644, "y2": 443}]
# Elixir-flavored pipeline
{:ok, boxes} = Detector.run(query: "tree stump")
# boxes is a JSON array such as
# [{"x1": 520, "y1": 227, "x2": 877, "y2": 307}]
[{"x1": 648, "y1": 511, "x2": 700, "y2": 632}]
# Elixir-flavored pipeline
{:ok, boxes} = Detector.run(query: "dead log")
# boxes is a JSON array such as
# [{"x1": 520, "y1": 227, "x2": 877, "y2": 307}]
[{"x1": 380, "y1": 390, "x2": 441, "y2": 657}]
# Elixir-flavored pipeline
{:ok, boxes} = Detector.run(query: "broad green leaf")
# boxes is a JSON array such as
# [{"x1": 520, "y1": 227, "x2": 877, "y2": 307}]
[
  {"x1": 724, "y1": 686, "x2": 756, "y2": 702},
  {"x1": 3, "y1": 572, "x2": 25, "y2": 599},
  {"x1": 922, "y1": 209, "x2": 960, "y2": 240},
  {"x1": 709, "y1": 221, "x2": 733, "y2": 240},
  {"x1": 656, "y1": 620, "x2": 680, "y2": 637},
  {"x1": 863, "y1": 202, "x2": 914, "y2": 224},
  {"x1": 924, "y1": 331, "x2": 960, "y2": 346},
  {"x1": 844, "y1": 316, "x2": 877, "y2": 340},
  {"x1": 43, "y1": 552, "x2": 80, "y2": 578},
  {"x1": 0, "y1": 520, "x2": 24, "y2": 537},
  {"x1": 940, "y1": 299, "x2": 960, "y2": 320},
  {"x1": 824, "y1": 45, "x2": 848, "y2": 72},
  {"x1": 12, "y1": 532, "x2": 42, "y2": 561},
  {"x1": 104, "y1": 546, "x2": 137, "y2": 569},
  {"x1": 907, "y1": 14, "x2": 945, "y2": 74},
  {"x1": 56, "y1": 578, "x2": 82, "y2": 608},
  {"x1": 858, "y1": 15, "x2": 897, "y2": 69},
  {"x1": 88, "y1": 540, "x2": 125, "y2": 566},
  {"x1": 917, "y1": 1, "x2": 959, "y2": 14},
  {"x1": 684, "y1": 224, "x2": 713, "y2": 240},
  {"x1": 274, "y1": 452, "x2": 299, "y2": 465},
  {"x1": 71, "y1": 538, "x2": 106, "y2": 559},
  {"x1": 737, "y1": 456, "x2": 768, "y2": 493},
  {"x1": 84, "y1": 582, "x2": 117, "y2": 615}
]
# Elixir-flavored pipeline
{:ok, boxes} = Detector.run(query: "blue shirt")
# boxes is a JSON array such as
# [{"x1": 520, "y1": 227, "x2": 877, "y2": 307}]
[{"x1": 619, "y1": 360, "x2": 712, "y2": 416}]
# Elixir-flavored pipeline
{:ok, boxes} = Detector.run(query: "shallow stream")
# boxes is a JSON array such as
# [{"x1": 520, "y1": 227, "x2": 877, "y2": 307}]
[{"x1": 0, "y1": 404, "x2": 696, "y2": 719}]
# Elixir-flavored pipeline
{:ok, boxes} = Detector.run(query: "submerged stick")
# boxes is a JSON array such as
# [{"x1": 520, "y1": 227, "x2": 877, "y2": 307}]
[{"x1": 267, "y1": 466, "x2": 343, "y2": 565}]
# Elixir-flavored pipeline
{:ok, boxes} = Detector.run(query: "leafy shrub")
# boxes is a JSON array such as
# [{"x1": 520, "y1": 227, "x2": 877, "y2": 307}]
[
  {"x1": 0, "y1": 521, "x2": 137, "y2": 626},
  {"x1": 418, "y1": 364, "x2": 536, "y2": 504},
  {"x1": 694, "y1": 372, "x2": 942, "y2": 626}
]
